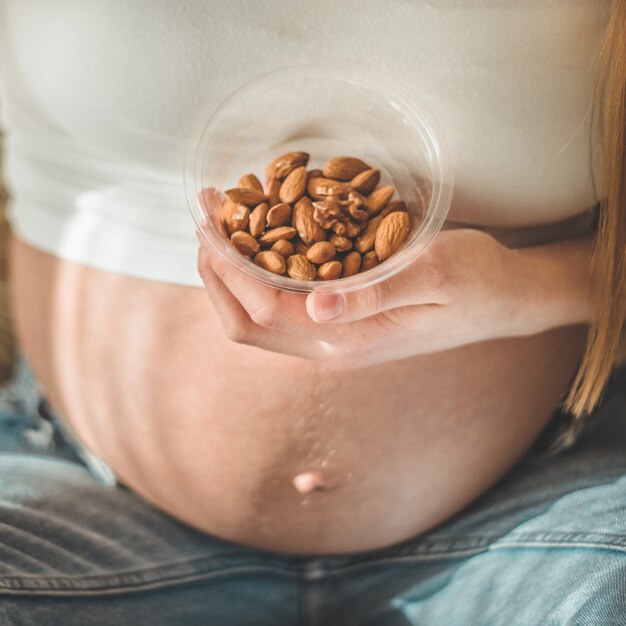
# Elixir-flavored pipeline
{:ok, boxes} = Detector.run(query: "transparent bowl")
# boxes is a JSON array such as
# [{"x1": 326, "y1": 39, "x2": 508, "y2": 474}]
[{"x1": 185, "y1": 63, "x2": 453, "y2": 294}]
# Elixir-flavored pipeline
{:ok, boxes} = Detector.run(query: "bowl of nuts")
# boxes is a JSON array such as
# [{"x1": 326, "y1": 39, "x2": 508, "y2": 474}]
[{"x1": 185, "y1": 63, "x2": 453, "y2": 293}]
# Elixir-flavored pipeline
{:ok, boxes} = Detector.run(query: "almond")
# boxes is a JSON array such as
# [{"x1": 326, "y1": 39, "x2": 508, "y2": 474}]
[
  {"x1": 279, "y1": 166, "x2": 307, "y2": 204},
  {"x1": 237, "y1": 173, "x2": 264, "y2": 193},
  {"x1": 221, "y1": 199, "x2": 250, "y2": 236},
  {"x1": 365, "y1": 185, "x2": 394, "y2": 216},
  {"x1": 287, "y1": 254, "x2": 316, "y2": 281},
  {"x1": 249, "y1": 202, "x2": 269, "y2": 238},
  {"x1": 306, "y1": 241, "x2": 336, "y2": 264},
  {"x1": 342, "y1": 251, "x2": 361, "y2": 277},
  {"x1": 265, "y1": 151, "x2": 309, "y2": 181},
  {"x1": 361, "y1": 250, "x2": 380, "y2": 272},
  {"x1": 380, "y1": 199, "x2": 407, "y2": 218},
  {"x1": 317, "y1": 260, "x2": 342, "y2": 281},
  {"x1": 323, "y1": 156, "x2": 370, "y2": 181},
  {"x1": 354, "y1": 215, "x2": 383, "y2": 254},
  {"x1": 254, "y1": 250, "x2": 286, "y2": 275},
  {"x1": 266, "y1": 202, "x2": 292, "y2": 227},
  {"x1": 307, "y1": 177, "x2": 347, "y2": 200},
  {"x1": 271, "y1": 239, "x2": 295, "y2": 258},
  {"x1": 375, "y1": 211, "x2": 410, "y2": 261},
  {"x1": 350, "y1": 168, "x2": 380, "y2": 195},
  {"x1": 231, "y1": 230, "x2": 260, "y2": 256},
  {"x1": 223, "y1": 149, "x2": 411, "y2": 281},
  {"x1": 267, "y1": 177, "x2": 281, "y2": 206},
  {"x1": 293, "y1": 197, "x2": 326, "y2": 245},
  {"x1": 294, "y1": 240, "x2": 310, "y2": 256},
  {"x1": 225, "y1": 187, "x2": 268, "y2": 207},
  {"x1": 258, "y1": 226, "x2": 297, "y2": 245},
  {"x1": 328, "y1": 234, "x2": 352, "y2": 252}
]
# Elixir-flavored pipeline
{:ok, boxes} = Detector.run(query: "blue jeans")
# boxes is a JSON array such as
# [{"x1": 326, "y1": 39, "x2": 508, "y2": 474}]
[{"x1": 1, "y1": 350, "x2": 625, "y2": 625}]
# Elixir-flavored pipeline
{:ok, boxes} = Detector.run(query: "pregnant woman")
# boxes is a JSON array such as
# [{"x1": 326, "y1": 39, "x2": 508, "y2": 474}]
[{"x1": 1, "y1": 1, "x2": 625, "y2": 624}]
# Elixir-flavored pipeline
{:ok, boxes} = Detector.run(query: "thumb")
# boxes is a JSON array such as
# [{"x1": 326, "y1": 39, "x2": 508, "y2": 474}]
[
  {"x1": 306, "y1": 280, "x2": 393, "y2": 323},
  {"x1": 305, "y1": 263, "x2": 441, "y2": 323}
]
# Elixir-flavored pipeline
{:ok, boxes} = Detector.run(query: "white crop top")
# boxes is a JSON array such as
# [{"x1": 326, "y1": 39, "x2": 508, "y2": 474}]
[{"x1": 0, "y1": 0, "x2": 609, "y2": 288}]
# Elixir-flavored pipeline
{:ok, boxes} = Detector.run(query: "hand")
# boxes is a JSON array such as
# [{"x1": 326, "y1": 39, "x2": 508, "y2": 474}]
[{"x1": 196, "y1": 226, "x2": 543, "y2": 368}]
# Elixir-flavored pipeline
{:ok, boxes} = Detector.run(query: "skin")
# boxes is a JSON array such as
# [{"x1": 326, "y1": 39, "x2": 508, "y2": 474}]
[
  {"x1": 197, "y1": 227, "x2": 596, "y2": 366},
  {"x1": 10, "y1": 227, "x2": 593, "y2": 554}
]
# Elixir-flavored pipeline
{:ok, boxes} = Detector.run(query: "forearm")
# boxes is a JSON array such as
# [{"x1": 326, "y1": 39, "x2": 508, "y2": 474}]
[{"x1": 514, "y1": 231, "x2": 596, "y2": 333}]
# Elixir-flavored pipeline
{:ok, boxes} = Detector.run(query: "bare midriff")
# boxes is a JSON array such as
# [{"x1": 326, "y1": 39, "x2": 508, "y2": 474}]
[{"x1": 9, "y1": 231, "x2": 589, "y2": 555}]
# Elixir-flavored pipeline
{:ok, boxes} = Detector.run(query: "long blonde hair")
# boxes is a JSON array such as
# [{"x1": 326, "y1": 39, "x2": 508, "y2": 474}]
[{"x1": 563, "y1": 0, "x2": 626, "y2": 417}]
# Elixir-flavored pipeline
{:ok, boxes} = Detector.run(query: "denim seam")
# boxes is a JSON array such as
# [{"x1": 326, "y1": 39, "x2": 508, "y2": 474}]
[
  {"x1": 281, "y1": 537, "x2": 626, "y2": 579},
  {"x1": 298, "y1": 547, "x2": 491, "y2": 577},
  {"x1": 0, "y1": 558, "x2": 299, "y2": 595},
  {"x1": 501, "y1": 529, "x2": 626, "y2": 548},
  {"x1": 489, "y1": 540, "x2": 626, "y2": 554},
  {"x1": 1, "y1": 528, "x2": 624, "y2": 593},
  {"x1": 367, "y1": 533, "x2": 501, "y2": 558},
  {"x1": 287, "y1": 530, "x2": 626, "y2": 578}
]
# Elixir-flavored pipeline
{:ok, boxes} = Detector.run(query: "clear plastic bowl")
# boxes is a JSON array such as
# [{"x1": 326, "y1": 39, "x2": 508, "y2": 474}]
[{"x1": 185, "y1": 63, "x2": 453, "y2": 294}]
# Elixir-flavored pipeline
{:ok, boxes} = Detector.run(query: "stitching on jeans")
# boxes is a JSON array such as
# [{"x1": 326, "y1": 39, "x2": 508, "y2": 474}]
[
  {"x1": 268, "y1": 529, "x2": 626, "y2": 578},
  {"x1": 260, "y1": 537, "x2": 626, "y2": 579},
  {"x1": 0, "y1": 563, "x2": 298, "y2": 596},
  {"x1": 9, "y1": 527, "x2": 622, "y2": 594},
  {"x1": 499, "y1": 529, "x2": 626, "y2": 547},
  {"x1": 316, "y1": 531, "x2": 626, "y2": 575},
  {"x1": 490, "y1": 540, "x2": 626, "y2": 554},
  {"x1": 1, "y1": 533, "x2": 625, "y2": 594}
]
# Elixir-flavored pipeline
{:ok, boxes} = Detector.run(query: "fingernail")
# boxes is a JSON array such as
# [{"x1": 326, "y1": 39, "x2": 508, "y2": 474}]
[{"x1": 308, "y1": 293, "x2": 344, "y2": 322}]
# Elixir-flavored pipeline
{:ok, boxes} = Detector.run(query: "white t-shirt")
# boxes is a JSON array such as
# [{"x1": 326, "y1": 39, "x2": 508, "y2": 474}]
[{"x1": 0, "y1": 0, "x2": 608, "y2": 287}]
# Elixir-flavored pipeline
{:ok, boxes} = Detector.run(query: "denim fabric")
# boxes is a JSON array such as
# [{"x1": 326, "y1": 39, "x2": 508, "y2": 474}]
[{"x1": 0, "y1": 350, "x2": 625, "y2": 625}]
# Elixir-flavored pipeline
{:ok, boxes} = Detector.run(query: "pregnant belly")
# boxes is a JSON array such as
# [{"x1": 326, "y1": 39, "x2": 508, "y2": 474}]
[{"x1": 9, "y1": 232, "x2": 589, "y2": 554}]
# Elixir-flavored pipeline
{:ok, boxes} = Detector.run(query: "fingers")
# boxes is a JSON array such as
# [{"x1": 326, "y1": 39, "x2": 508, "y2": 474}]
[
  {"x1": 306, "y1": 254, "x2": 448, "y2": 323},
  {"x1": 195, "y1": 229, "x2": 437, "y2": 364},
  {"x1": 196, "y1": 236, "x2": 440, "y2": 366},
  {"x1": 197, "y1": 243, "x2": 329, "y2": 360},
  {"x1": 198, "y1": 235, "x2": 352, "y2": 341}
]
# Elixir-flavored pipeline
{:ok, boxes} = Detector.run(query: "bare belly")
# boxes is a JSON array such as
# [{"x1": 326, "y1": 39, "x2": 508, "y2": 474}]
[{"x1": 9, "y1": 232, "x2": 589, "y2": 554}]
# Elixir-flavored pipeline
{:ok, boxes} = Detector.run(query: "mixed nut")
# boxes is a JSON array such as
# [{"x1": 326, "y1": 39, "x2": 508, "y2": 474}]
[{"x1": 218, "y1": 151, "x2": 419, "y2": 281}]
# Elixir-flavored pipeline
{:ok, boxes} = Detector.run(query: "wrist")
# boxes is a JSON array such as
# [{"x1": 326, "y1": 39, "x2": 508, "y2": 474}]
[{"x1": 513, "y1": 232, "x2": 596, "y2": 333}]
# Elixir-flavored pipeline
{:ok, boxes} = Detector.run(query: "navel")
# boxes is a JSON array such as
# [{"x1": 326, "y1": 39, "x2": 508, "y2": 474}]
[{"x1": 292, "y1": 471, "x2": 333, "y2": 494}]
